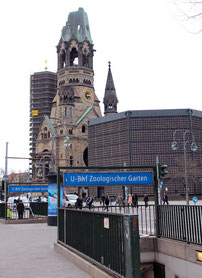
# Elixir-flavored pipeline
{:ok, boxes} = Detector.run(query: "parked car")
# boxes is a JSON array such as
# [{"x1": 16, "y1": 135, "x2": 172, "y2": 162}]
[
  {"x1": 32, "y1": 196, "x2": 48, "y2": 202},
  {"x1": 8, "y1": 196, "x2": 30, "y2": 209},
  {"x1": 66, "y1": 194, "x2": 78, "y2": 207}
]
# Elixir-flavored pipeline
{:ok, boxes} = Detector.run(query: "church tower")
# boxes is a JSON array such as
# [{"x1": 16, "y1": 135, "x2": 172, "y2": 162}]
[
  {"x1": 103, "y1": 62, "x2": 118, "y2": 115},
  {"x1": 34, "y1": 8, "x2": 101, "y2": 179}
]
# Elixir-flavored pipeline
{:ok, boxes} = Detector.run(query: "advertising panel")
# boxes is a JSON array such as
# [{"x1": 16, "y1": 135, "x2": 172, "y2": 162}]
[{"x1": 48, "y1": 184, "x2": 65, "y2": 216}]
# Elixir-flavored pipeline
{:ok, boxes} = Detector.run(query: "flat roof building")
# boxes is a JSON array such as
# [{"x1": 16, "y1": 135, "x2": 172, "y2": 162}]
[{"x1": 88, "y1": 108, "x2": 202, "y2": 197}]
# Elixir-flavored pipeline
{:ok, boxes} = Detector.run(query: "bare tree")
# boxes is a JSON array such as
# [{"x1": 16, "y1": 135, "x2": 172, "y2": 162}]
[{"x1": 172, "y1": 0, "x2": 202, "y2": 33}]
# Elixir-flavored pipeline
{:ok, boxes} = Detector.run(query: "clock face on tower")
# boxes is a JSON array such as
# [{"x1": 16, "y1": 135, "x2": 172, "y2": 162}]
[{"x1": 82, "y1": 88, "x2": 94, "y2": 103}]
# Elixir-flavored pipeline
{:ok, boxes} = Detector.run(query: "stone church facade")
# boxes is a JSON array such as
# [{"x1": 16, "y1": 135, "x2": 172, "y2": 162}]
[{"x1": 33, "y1": 8, "x2": 103, "y2": 180}]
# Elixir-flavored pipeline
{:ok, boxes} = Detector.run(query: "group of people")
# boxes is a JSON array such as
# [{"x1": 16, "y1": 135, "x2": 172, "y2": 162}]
[
  {"x1": 74, "y1": 191, "x2": 169, "y2": 211},
  {"x1": 126, "y1": 193, "x2": 139, "y2": 207},
  {"x1": 7, "y1": 198, "x2": 25, "y2": 220},
  {"x1": 75, "y1": 195, "x2": 95, "y2": 210}
]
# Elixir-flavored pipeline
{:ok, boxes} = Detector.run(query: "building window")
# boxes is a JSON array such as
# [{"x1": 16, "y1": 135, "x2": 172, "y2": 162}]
[
  {"x1": 82, "y1": 125, "x2": 86, "y2": 133},
  {"x1": 64, "y1": 107, "x2": 67, "y2": 117},
  {"x1": 60, "y1": 129, "x2": 63, "y2": 135},
  {"x1": 70, "y1": 156, "x2": 73, "y2": 166},
  {"x1": 69, "y1": 129, "x2": 73, "y2": 135}
]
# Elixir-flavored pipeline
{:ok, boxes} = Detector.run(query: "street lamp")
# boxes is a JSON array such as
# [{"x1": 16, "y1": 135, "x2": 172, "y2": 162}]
[
  {"x1": 171, "y1": 129, "x2": 198, "y2": 205},
  {"x1": 35, "y1": 154, "x2": 52, "y2": 182}
]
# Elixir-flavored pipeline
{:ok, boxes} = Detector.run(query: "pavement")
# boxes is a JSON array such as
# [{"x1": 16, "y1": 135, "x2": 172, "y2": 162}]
[{"x1": 0, "y1": 223, "x2": 92, "y2": 278}]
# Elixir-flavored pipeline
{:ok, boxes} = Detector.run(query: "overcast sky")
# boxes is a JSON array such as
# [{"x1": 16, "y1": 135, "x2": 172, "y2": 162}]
[{"x1": 1, "y1": 0, "x2": 202, "y2": 174}]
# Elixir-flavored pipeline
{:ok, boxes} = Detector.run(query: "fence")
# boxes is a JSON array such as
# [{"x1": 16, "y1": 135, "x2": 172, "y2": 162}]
[
  {"x1": 158, "y1": 205, "x2": 202, "y2": 245},
  {"x1": 0, "y1": 202, "x2": 48, "y2": 219},
  {"x1": 58, "y1": 208, "x2": 141, "y2": 277},
  {"x1": 82, "y1": 204, "x2": 156, "y2": 236}
]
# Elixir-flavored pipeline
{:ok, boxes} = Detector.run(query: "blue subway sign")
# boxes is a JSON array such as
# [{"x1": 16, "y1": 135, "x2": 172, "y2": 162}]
[
  {"x1": 9, "y1": 185, "x2": 48, "y2": 193},
  {"x1": 64, "y1": 172, "x2": 153, "y2": 186}
]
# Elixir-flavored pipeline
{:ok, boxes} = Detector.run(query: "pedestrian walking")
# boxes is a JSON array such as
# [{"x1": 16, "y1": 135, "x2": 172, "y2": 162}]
[
  {"x1": 163, "y1": 193, "x2": 169, "y2": 205},
  {"x1": 104, "y1": 195, "x2": 109, "y2": 211},
  {"x1": 144, "y1": 194, "x2": 149, "y2": 208},
  {"x1": 115, "y1": 195, "x2": 121, "y2": 206},
  {"x1": 76, "y1": 196, "x2": 83, "y2": 209},
  {"x1": 86, "y1": 196, "x2": 94, "y2": 209},
  {"x1": 101, "y1": 193, "x2": 105, "y2": 206},
  {"x1": 17, "y1": 200, "x2": 24, "y2": 219},
  {"x1": 127, "y1": 194, "x2": 132, "y2": 207},
  {"x1": 132, "y1": 193, "x2": 138, "y2": 208}
]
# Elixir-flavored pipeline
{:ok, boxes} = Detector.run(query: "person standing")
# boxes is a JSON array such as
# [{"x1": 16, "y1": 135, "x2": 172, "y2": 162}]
[
  {"x1": 163, "y1": 193, "x2": 169, "y2": 205},
  {"x1": 132, "y1": 193, "x2": 138, "y2": 208},
  {"x1": 17, "y1": 200, "x2": 24, "y2": 219},
  {"x1": 144, "y1": 194, "x2": 149, "y2": 208},
  {"x1": 104, "y1": 195, "x2": 109, "y2": 211}
]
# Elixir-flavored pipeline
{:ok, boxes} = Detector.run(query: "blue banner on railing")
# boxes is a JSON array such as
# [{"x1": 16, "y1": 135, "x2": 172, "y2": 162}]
[
  {"x1": 64, "y1": 172, "x2": 153, "y2": 186},
  {"x1": 9, "y1": 185, "x2": 48, "y2": 193}
]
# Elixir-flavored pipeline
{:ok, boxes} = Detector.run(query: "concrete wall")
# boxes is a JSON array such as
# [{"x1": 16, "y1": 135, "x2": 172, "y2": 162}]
[{"x1": 140, "y1": 236, "x2": 202, "y2": 278}]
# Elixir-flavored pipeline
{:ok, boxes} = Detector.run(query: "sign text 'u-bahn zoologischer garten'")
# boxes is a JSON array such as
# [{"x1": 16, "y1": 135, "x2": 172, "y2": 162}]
[{"x1": 64, "y1": 172, "x2": 153, "y2": 186}]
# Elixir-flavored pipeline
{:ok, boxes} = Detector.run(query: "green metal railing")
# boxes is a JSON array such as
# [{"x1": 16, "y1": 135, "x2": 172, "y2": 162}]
[
  {"x1": 158, "y1": 205, "x2": 202, "y2": 245},
  {"x1": 30, "y1": 202, "x2": 48, "y2": 216},
  {"x1": 82, "y1": 204, "x2": 156, "y2": 236},
  {"x1": 58, "y1": 208, "x2": 141, "y2": 278},
  {"x1": 0, "y1": 202, "x2": 48, "y2": 219}
]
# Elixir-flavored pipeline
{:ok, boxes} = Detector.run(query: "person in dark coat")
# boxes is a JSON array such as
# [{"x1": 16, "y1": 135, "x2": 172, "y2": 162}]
[
  {"x1": 101, "y1": 194, "x2": 105, "y2": 206},
  {"x1": 163, "y1": 193, "x2": 169, "y2": 205},
  {"x1": 132, "y1": 193, "x2": 138, "y2": 208},
  {"x1": 17, "y1": 200, "x2": 24, "y2": 219},
  {"x1": 76, "y1": 196, "x2": 83, "y2": 209},
  {"x1": 144, "y1": 194, "x2": 149, "y2": 208},
  {"x1": 104, "y1": 195, "x2": 109, "y2": 211}
]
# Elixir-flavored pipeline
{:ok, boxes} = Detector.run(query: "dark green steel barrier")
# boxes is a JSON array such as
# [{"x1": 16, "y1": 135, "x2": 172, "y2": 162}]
[
  {"x1": 82, "y1": 204, "x2": 156, "y2": 236},
  {"x1": 58, "y1": 208, "x2": 141, "y2": 277},
  {"x1": 158, "y1": 205, "x2": 202, "y2": 245},
  {"x1": 30, "y1": 202, "x2": 48, "y2": 216},
  {"x1": 0, "y1": 202, "x2": 48, "y2": 219},
  {"x1": 0, "y1": 203, "x2": 5, "y2": 218}
]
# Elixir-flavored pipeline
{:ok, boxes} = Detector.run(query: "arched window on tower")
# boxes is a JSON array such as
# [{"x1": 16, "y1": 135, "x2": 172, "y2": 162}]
[
  {"x1": 70, "y1": 48, "x2": 78, "y2": 66},
  {"x1": 82, "y1": 53, "x2": 88, "y2": 67},
  {"x1": 60, "y1": 50, "x2": 66, "y2": 68},
  {"x1": 44, "y1": 127, "x2": 48, "y2": 139},
  {"x1": 64, "y1": 107, "x2": 67, "y2": 117},
  {"x1": 70, "y1": 156, "x2": 73, "y2": 166}
]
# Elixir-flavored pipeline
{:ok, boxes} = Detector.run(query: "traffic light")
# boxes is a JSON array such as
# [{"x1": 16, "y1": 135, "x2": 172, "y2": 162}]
[{"x1": 158, "y1": 164, "x2": 168, "y2": 178}]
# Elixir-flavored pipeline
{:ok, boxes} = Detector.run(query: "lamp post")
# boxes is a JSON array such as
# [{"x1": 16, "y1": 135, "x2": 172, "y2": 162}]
[
  {"x1": 35, "y1": 154, "x2": 52, "y2": 182},
  {"x1": 64, "y1": 135, "x2": 71, "y2": 166},
  {"x1": 4, "y1": 142, "x2": 8, "y2": 219},
  {"x1": 171, "y1": 129, "x2": 197, "y2": 205}
]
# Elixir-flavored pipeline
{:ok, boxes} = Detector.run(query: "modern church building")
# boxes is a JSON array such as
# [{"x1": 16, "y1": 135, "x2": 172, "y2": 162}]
[{"x1": 88, "y1": 108, "x2": 202, "y2": 197}]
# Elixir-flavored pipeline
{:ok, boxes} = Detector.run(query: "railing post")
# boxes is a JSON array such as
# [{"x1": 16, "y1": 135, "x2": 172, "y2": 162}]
[
  {"x1": 123, "y1": 215, "x2": 141, "y2": 278},
  {"x1": 154, "y1": 164, "x2": 160, "y2": 237}
]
